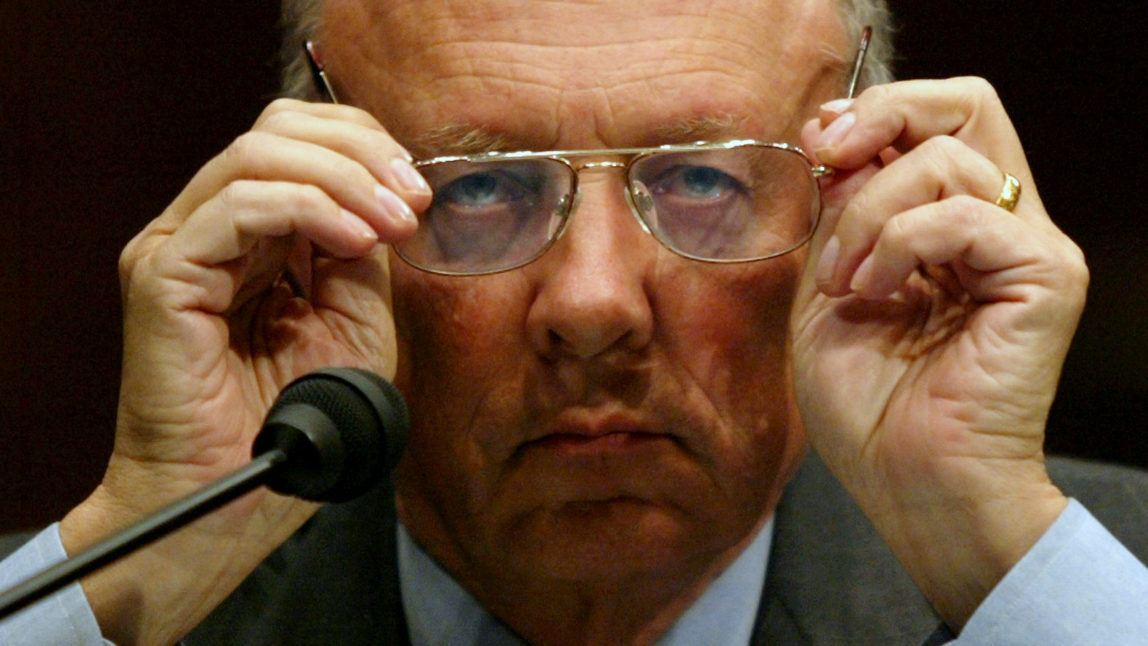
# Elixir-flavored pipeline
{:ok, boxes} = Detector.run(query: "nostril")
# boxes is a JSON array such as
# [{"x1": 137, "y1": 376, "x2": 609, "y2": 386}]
[{"x1": 547, "y1": 329, "x2": 565, "y2": 354}]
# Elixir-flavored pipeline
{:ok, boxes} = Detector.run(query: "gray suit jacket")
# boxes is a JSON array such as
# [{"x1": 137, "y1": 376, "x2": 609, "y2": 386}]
[
  {"x1": 4, "y1": 453, "x2": 1142, "y2": 644},
  {"x1": 755, "y1": 453, "x2": 1148, "y2": 644},
  {"x1": 181, "y1": 452, "x2": 1148, "y2": 645}
]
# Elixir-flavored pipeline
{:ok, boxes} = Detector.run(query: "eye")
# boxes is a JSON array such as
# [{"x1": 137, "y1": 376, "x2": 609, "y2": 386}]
[
  {"x1": 437, "y1": 170, "x2": 529, "y2": 209},
  {"x1": 649, "y1": 165, "x2": 742, "y2": 202},
  {"x1": 679, "y1": 166, "x2": 733, "y2": 198}
]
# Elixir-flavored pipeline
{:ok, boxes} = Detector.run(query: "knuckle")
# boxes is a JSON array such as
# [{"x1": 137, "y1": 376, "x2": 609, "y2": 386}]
[
  {"x1": 917, "y1": 135, "x2": 966, "y2": 172},
  {"x1": 926, "y1": 195, "x2": 989, "y2": 236},
  {"x1": 215, "y1": 181, "x2": 252, "y2": 212},
  {"x1": 914, "y1": 137, "x2": 1001, "y2": 194},
  {"x1": 882, "y1": 211, "x2": 913, "y2": 245},
  {"x1": 838, "y1": 196, "x2": 876, "y2": 236},
  {"x1": 1058, "y1": 238, "x2": 1090, "y2": 289},
  {"x1": 861, "y1": 81, "x2": 895, "y2": 105},
  {"x1": 943, "y1": 194, "x2": 987, "y2": 220},
  {"x1": 1034, "y1": 232, "x2": 1090, "y2": 304},
  {"x1": 919, "y1": 134, "x2": 964, "y2": 158},
  {"x1": 257, "y1": 109, "x2": 298, "y2": 134},
  {"x1": 218, "y1": 181, "x2": 334, "y2": 230},
  {"x1": 287, "y1": 183, "x2": 332, "y2": 213},
  {"x1": 261, "y1": 97, "x2": 307, "y2": 120},
  {"x1": 954, "y1": 76, "x2": 1003, "y2": 111},
  {"x1": 118, "y1": 235, "x2": 144, "y2": 279},
  {"x1": 960, "y1": 76, "x2": 998, "y2": 98},
  {"x1": 223, "y1": 131, "x2": 272, "y2": 171},
  {"x1": 118, "y1": 227, "x2": 164, "y2": 293},
  {"x1": 877, "y1": 207, "x2": 932, "y2": 247}
]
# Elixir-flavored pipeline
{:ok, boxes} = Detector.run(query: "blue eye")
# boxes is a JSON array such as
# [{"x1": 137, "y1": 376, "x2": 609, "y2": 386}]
[
  {"x1": 678, "y1": 166, "x2": 733, "y2": 198},
  {"x1": 439, "y1": 171, "x2": 526, "y2": 208},
  {"x1": 650, "y1": 165, "x2": 740, "y2": 202}
]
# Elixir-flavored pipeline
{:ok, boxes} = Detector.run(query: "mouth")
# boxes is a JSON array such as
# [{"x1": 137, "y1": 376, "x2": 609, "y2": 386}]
[
  {"x1": 508, "y1": 410, "x2": 698, "y2": 504},
  {"x1": 521, "y1": 408, "x2": 678, "y2": 458},
  {"x1": 528, "y1": 430, "x2": 670, "y2": 455}
]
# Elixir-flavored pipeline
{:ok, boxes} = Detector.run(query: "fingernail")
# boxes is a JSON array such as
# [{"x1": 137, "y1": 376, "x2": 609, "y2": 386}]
[
  {"x1": 850, "y1": 254, "x2": 875, "y2": 293},
  {"x1": 391, "y1": 158, "x2": 432, "y2": 195},
  {"x1": 816, "y1": 111, "x2": 856, "y2": 152},
  {"x1": 816, "y1": 236, "x2": 841, "y2": 286},
  {"x1": 376, "y1": 185, "x2": 417, "y2": 225},
  {"x1": 341, "y1": 209, "x2": 378, "y2": 241},
  {"x1": 820, "y1": 98, "x2": 854, "y2": 115}
]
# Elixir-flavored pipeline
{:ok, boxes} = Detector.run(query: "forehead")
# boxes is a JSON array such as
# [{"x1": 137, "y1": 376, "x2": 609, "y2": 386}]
[{"x1": 320, "y1": 0, "x2": 849, "y2": 154}]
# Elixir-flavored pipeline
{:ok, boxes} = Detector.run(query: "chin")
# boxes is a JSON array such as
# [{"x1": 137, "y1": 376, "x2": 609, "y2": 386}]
[{"x1": 494, "y1": 496, "x2": 742, "y2": 583}]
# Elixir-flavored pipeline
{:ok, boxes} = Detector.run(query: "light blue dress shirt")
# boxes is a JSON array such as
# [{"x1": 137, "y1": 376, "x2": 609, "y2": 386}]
[
  {"x1": 1, "y1": 500, "x2": 1145, "y2": 644},
  {"x1": 958, "y1": 500, "x2": 1148, "y2": 645},
  {"x1": 398, "y1": 519, "x2": 773, "y2": 646},
  {"x1": 0, "y1": 524, "x2": 110, "y2": 646}
]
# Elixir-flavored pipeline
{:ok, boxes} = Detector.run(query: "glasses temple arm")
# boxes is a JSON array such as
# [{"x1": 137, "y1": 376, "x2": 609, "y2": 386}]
[
  {"x1": 846, "y1": 26, "x2": 872, "y2": 100},
  {"x1": 304, "y1": 41, "x2": 340, "y2": 104}
]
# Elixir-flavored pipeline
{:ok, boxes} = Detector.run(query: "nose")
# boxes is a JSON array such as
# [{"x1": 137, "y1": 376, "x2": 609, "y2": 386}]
[{"x1": 525, "y1": 175, "x2": 655, "y2": 360}]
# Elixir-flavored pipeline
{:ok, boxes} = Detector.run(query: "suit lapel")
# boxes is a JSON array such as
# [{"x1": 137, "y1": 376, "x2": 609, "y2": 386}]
[{"x1": 753, "y1": 453, "x2": 943, "y2": 645}]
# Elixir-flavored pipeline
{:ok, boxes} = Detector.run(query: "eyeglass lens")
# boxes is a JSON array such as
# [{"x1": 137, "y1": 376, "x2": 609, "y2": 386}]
[{"x1": 394, "y1": 144, "x2": 819, "y2": 275}]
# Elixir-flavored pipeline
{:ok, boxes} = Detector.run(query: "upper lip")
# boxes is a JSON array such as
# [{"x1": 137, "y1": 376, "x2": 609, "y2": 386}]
[{"x1": 525, "y1": 407, "x2": 665, "y2": 444}]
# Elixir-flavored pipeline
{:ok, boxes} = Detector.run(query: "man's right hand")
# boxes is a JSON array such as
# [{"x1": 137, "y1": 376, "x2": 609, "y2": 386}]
[{"x1": 58, "y1": 99, "x2": 429, "y2": 645}]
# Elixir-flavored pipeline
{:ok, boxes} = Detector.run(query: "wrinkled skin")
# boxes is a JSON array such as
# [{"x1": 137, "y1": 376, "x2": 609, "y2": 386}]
[
  {"x1": 320, "y1": 1, "x2": 841, "y2": 641},
  {"x1": 58, "y1": 1, "x2": 1085, "y2": 644}
]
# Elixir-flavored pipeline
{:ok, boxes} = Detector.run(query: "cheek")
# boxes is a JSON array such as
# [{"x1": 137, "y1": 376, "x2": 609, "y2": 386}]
[
  {"x1": 393, "y1": 264, "x2": 532, "y2": 390},
  {"x1": 654, "y1": 257, "x2": 804, "y2": 487},
  {"x1": 658, "y1": 259, "x2": 800, "y2": 414},
  {"x1": 390, "y1": 267, "x2": 533, "y2": 494}
]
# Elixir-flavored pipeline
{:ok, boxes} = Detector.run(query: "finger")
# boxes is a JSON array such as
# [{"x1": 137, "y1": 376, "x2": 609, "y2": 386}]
[
  {"x1": 847, "y1": 195, "x2": 1083, "y2": 304},
  {"x1": 161, "y1": 99, "x2": 428, "y2": 233},
  {"x1": 251, "y1": 98, "x2": 397, "y2": 141},
  {"x1": 814, "y1": 136, "x2": 1013, "y2": 295},
  {"x1": 161, "y1": 179, "x2": 380, "y2": 313},
  {"x1": 254, "y1": 102, "x2": 432, "y2": 209},
  {"x1": 799, "y1": 115, "x2": 881, "y2": 299},
  {"x1": 809, "y1": 78, "x2": 1036, "y2": 194},
  {"x1": 161, "y1": 131, "x2": 418, "y2": 240}
]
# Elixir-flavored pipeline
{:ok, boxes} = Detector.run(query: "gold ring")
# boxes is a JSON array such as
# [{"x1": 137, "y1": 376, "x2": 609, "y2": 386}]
[{"x1": 994, "y1": 172, "x2": 1022, "y2": 212}]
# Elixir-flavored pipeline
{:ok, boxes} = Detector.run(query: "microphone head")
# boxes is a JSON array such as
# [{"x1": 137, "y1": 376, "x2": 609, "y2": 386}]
[{"x1": 253, "y1": 368, "x2": 409, "y2": 503}]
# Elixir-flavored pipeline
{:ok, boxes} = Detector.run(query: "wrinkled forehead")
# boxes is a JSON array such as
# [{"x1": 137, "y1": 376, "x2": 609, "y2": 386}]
[{"x1": 318, "y1": 0, "x2": 850, "y2": 155}]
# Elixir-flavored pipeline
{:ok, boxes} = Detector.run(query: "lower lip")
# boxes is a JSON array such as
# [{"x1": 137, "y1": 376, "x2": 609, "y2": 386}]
[{"x1": 531, "y1": 432, "x2": 668, "y2": 455}]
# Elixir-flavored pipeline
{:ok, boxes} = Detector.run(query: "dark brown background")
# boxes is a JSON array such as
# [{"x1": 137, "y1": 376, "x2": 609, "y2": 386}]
[{"x1": 1, "y1": 3, "x2": 1145, "y2": 533}]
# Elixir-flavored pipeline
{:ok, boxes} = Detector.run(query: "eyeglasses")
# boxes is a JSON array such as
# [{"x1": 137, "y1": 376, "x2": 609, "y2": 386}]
[
  {"x1": 304, "y1": 28, "x2": 871, "y2": 276},
  {"x1": 399, "y1": 142, "x2": 826, "y2": 275}
]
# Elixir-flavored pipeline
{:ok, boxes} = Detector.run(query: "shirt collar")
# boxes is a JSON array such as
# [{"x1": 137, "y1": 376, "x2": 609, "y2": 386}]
[{"x1": 398, "y1": 518, "x2": 773, "y2": 646}]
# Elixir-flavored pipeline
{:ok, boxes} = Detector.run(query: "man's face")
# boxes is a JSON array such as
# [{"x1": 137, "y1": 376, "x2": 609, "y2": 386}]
[{"x1": 322, "y1": 0, "x2": 847, "y2": 585}]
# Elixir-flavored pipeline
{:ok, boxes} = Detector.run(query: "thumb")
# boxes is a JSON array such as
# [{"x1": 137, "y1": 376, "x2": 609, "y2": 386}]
[{"x1": 801, "y1": 117, "x2": 882, "y2": 296}]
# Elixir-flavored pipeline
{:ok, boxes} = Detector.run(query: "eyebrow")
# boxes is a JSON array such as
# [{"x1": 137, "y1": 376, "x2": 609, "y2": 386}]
[
  {"x1": 407, "y1": 115, "x2": 751, "y2": 159},
  {"x1": 651, "y1": 115, "x2": 748, "y2": 145},
  {"x1": 407, "y1": 124, "x2": 516, "y2": 159}
]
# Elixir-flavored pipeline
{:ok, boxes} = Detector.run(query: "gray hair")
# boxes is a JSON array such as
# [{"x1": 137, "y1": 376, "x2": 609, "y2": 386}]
[
  {"x1": 278, "y1": 0, "x2": 894, "y2": 101},
  {"x1": 280, "y1": 0, "x2": 322, "y2": 101},
  {"x1": 836, "y1": 0, "x2": 895, "y2": 89}
]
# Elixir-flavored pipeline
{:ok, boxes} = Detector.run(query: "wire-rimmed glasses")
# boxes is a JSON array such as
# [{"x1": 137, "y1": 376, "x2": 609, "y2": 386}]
[
  {"x1": 400, "y1": 142, "x2": 827, "y2": 275},
  {"x1": 303, "y1": 27, "x2": 871, "y2": 276}
]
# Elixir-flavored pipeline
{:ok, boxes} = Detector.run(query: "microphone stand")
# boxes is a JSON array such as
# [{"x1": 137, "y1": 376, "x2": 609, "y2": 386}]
[
  {"x1": 0, "y1": 366, "x2": 409, "y2": 624},
  {"x1": 0, "y1": 449, "x2": 286, "y2": 620}
]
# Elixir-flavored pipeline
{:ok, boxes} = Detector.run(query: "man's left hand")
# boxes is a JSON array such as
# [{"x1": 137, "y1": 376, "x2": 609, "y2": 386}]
[{"x1": 791, "y1": 77, "x2": 1087, "y2": 628}]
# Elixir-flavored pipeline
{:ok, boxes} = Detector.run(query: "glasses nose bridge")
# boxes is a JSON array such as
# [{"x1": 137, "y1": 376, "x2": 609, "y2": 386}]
[
  {"x1": 562, "y1": 157, "x2": 651, "y2": 237},
  {"x1": 571, "y1": 159, "x2": 626, "y2": 173}
]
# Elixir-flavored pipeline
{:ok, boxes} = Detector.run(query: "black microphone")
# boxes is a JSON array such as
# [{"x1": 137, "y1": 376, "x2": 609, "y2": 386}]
[
  {"x1": 256, "y1": 368, "x2": 409, "y2": 502},
  {"x1": 0, "y1": 368, "x2": 409, "y2": 620}
]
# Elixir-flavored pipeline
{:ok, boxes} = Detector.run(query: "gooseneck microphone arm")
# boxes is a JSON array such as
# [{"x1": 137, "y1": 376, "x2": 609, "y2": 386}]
[
  {"x1": 0, "y1": 368, "x2": 409, "y2": 622},
  {"x1": 0, "y1": 451, "x2": 286, "y2": 619}
]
